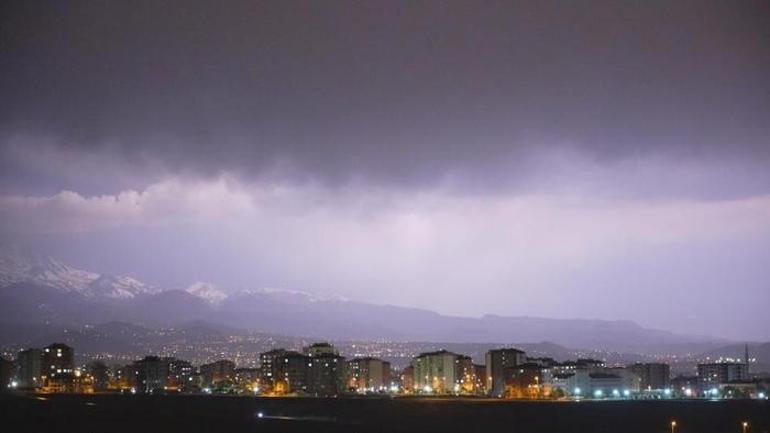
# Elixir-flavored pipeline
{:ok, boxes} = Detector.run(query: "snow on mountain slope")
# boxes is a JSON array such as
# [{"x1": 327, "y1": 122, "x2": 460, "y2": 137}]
[
  {"x1": 240, "y1": 287, "x2": 347, "y2": 303},
  {"x1": 186, "y1": 281, "x2": 228, "y2": 305},
  {"x1": 0, "y1": 249, "x2": 159, "y2": 299}
]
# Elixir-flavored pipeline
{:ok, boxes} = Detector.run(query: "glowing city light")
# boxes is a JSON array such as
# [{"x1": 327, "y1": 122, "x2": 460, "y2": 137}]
[
  {"x1": 623, "y1": 389, "x2": 630, "y2": 397},
  {"x1": 574, "y1": 387, "x2": 582, "y2": 396},
  {"x1": 594, "y1": 389, "x2": 603, "y2": 398}
]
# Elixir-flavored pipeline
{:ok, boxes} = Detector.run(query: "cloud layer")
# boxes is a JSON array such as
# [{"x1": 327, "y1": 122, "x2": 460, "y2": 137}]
[{"x1": 3, "y1": 175, "x2": 770, "y2": 339}]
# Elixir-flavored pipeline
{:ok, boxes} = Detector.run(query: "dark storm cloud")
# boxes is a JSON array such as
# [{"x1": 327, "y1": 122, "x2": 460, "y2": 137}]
[{"x1": 2, "y1": 0, "x2": 769, "y2": 193}]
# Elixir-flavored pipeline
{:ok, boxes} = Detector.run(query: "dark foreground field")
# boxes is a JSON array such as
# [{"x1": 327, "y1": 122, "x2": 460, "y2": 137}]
[{"x1": 1, "y1": 393, "x2": 768, "y2": 433}]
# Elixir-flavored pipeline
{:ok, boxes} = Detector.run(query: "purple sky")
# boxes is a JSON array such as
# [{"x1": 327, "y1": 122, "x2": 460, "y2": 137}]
[{"x1": 1, "y1": 0, "x2": 769, "y2": 339}]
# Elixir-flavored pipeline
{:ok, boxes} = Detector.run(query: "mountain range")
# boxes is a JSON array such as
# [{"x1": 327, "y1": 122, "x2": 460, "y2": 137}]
[{"x1": 0, "y1": 249, "x2": 733, "y2": 354}]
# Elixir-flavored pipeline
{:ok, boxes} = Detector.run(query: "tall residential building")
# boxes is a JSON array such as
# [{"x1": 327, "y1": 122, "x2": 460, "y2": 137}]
[
  {"x1": 304, "y1": 342, "x2": 337, "y2": 357},
  {"x1": 132, "y1": 356, "x2": 170, "y2": 393},
  {"x1": 347, "y1": 357, "x2": 390, "y2": 392},
  {"x1": 697, "y1": 363, "x2": 747, "y2": 390},
  {"x1": 167, "y1": 358, "x2": 194, "y2": 392},
  {"x1": 86, "y1": 361, "x2": 110, "y2": 392},
  {"x1": 259, "y1": 349, "x2": 310, "y2": 394},
  {"x1": 16, "y1": 348, "x2": 42, "y2": 389},
  {"x1": 485, "y1": 348, "x2": 526, "y2": 397},
  {"x1": 200, "y1": 359, "x2": 236, "y2": 387},
  {"x1": 234, "y1": 368, "x2": 260, "y2": 392},
  {"x1": 42, "y1": 343, "x2": 74, "y2": 392},
  {"x1": 1, "y1": 357, "x2": 13, "y2": 389},
  {"x1": 42, "y1": 343, "x2": 74, "y2": 379},
  {"x1": 457, "y1": 355, "x2": 484, "y2": 394},
  {"x1": 400, "y1": 365, "x2": 414, "y2": 392},
  {"x1": 305, "y1": 343, "x2": 345, "y2": 397},
  {"x1": 413, "y1": 350, "x2": 463, "y2": 394},
  {"x1": 629, "y1": 363, "x2": 670, "y2": 390}
]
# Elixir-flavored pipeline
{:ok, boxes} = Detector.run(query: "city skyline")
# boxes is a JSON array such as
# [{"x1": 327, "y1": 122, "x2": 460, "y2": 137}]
[{"x1": 2, "y1": 0, "x2": 770, "y2": 341}]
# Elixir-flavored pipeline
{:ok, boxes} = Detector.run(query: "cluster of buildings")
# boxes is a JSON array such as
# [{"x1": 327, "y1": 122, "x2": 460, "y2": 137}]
[{"x1": 2, "y1": 342, "x2": 767, "y2": 400}]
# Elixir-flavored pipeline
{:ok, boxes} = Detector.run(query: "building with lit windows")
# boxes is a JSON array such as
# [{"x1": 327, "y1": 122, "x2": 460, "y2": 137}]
[
  {"x1": 305, "y1": 343, "x2": 345, "y2": 397},
  {"x1": 259, "y1": 349, "x2": 310, "y2": 394},
  {"x1": 413, "y1": 350, "x2": 464, "y2": 394},
  {"x1": 485, "y1": 348, "x2": 526, "y2": 397},
  {"x1": 234, "y1": 367, "x2": 260, "y2": 393},
  {"x1": 697, "y1": 362, "x2": 747, "y2": 391},
  {"x1": 16, "y1": 348, "x2": 42, "y2": 389},
  {"x1": 42, "y1": 343, "x2": 74, "y2": 392},
  {"x1": 86, "y1": 361, "x2": 110, "y2": 392},
  {"x1": 629, "y1": 363, "x2": 670, "y2": 391},
  {"x1": 552, "y1": 367, "x2": 639, "y2": 398},
  {"x1": 200, "y1": 359, "x2": 236, "y2": 387},
  {"x1": 167, "y1": 358, "x2": 194, "y2": 392},
  {"x1": 400, "y1": 365, "x2": 414, "y2": 392},
  {"x1": 1, "y1": 357, "x2": 13, "y2": 390},
  {"x1": 132, "y1": 356, "x2": 170, "y2": 393},
  {"x1": 346, "y1": 357, "x2": 391, "y2": 392}
]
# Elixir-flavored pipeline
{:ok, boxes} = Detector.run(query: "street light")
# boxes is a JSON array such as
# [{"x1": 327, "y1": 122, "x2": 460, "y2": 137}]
[{"x1": 670, "y1": 420, "x2": 677, "y2": 433}]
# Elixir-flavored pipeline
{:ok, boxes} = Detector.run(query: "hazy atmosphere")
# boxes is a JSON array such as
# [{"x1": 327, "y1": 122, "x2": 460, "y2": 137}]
[{"x1": 2, "y1": 0, "x2": 769, "y2": 340}]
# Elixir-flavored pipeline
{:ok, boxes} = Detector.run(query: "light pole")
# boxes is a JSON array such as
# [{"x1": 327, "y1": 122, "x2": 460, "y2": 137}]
[
  {"x1": 670, "y1": 420, "x2": 677, "y2": 433},
  {"x1": 742, "y1": 421, "x2": 749, "y2": 433}
]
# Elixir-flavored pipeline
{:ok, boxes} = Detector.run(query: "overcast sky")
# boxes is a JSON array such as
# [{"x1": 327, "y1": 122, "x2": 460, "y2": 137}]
[{"x1": 1, "y1": 0, "x2": 769, "y2": 339}]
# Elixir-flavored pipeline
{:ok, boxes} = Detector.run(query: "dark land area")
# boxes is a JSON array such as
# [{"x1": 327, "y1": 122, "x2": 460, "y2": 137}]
[{"x1": 1, "y1": 393, "x2": 768, "y2": 433}]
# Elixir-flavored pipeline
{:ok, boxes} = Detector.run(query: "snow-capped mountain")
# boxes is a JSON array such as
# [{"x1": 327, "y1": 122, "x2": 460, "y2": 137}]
[
  {"x1": 185, "y1": 283, "x2": 347, "y2": 305},
  {"x1": 186, "y1": 282, "x2": 228, "y2": 305},
  {"x1": 240, "y1": 287, "x2": 348, "y2": 303},
  {"x1": 0, "y1": 249, "x2": 159, "y2": 299}
]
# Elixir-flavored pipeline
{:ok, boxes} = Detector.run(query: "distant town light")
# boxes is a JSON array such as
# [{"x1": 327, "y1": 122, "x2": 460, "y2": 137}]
[
  {"x1": 623, "y1": 389, "x2": 630, "y2": 397},
  {"x1": 664, "y1": 388, "x2": 672, "y2": 396},
  {"x1": 423, "y1": 385, "x2": 433, "y2": 394},
  {"x1": 612, "y1": 389, "x2": 620, "y2": 397},
  {"x1": 684, "y1": 388, "x2": 692, "y2": 397},
  {"x1": 574, "y1": 387, "x2": 582, "y2": 396},
  {"x1": 594, "y1": 389, "x2": 603, "y2": 398}
]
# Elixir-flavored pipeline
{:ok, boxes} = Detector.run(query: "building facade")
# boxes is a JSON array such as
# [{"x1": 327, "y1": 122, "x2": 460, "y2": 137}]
[
  {"x1": 485, "y1": 348, "x2": 526, "y2": 397},
  {"x1": 200, "y1": 359, "x2": 236, "y2": 387},
  {"x1": 42, "y1": 343, "x2": 74, "y2": 392},
  {"x1": 16, "y1": 348, "x2": 42, "y2": 389},
  {"x1": 347, "y1": 357, "x2": 390, "y2": 392},
  {"x1": 629, "y1": 363, "x2": 670, "y2": 391},
  {"x1": 413, "y1": 350, "x2": 463, "y2": 394},
  {"x1": 697, "y1": 363, "x2": 747, "y2": 391}
]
